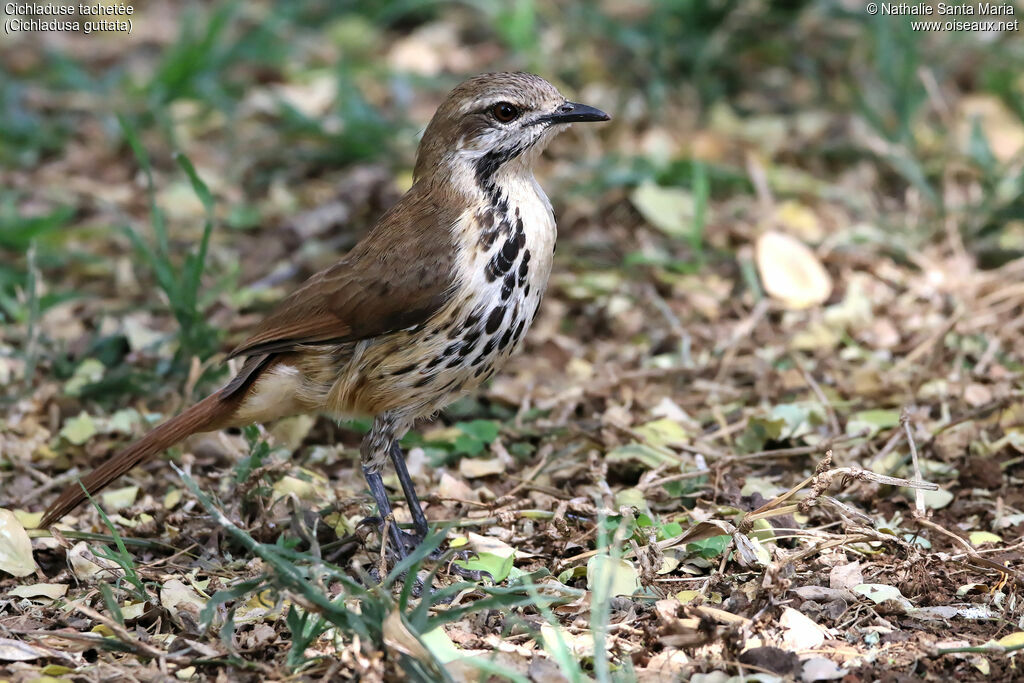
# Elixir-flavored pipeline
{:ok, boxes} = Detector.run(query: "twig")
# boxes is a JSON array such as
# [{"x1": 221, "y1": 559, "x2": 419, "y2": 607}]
[
  {"x1": 715, "y1": 429, "x2": 869, "y2": 463},
  {"x1": 902, "y1": 409, "x2": 926, "y2": 516},
  {"x1": 500, "y1": 443, "x2": 555, "y2": 501},
  {"x1": 891, "y1": 311, "x2": 962, "y2": 374},
  {"x1": 70, "y1": 601, "x2": 185, "y2": 663},
  {"x1": 912, "y1": 516, "x2": 1024, "y2": 586},
  {"x1": 934, "y1": 642, "x2": 1024, "y2": 656},
  {"x1": 714, "y1": 299, "x2": 770, "y2": 384},
  {"x1": 923, "y1": 393, "x2": 1020, "y2": 449},
  {"x1": 789, "y1": 351, "x2": 841, "y2": 436}
]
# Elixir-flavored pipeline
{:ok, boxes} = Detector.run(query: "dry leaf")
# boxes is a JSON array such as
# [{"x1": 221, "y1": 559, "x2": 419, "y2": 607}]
[
  {"x1": 8, "y1": 583, "x2": 68, "y2": 602},
  {"x1": 69, "y1": 541, "x2": 124, "y2": 582},
  {"x1": 0, "y1": 637, "x2": 47, "y2": 661},
  {"x1": 459, "y1": 457, "x2": 506, "y2": 478},
  {"x1": 779, "y1": 606, "x2": 826, "y2": 650},
  {"x1": 0, "y1": 509, "x2": 36, "y2": 577},
  {"x1": 160, "y1": 579, "x2": 207, "y2": 619},
  {"x1": 756, "y1": 231, "x2": 832, "y2": 309},
  {"x1": 586, "y1": 555, "x2": 640, "y2": 597}
]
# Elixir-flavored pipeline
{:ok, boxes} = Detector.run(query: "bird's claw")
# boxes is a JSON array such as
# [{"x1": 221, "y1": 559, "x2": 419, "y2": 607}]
[{"x1": 362, "y1": 520, "x2": 492, "y2": 582}]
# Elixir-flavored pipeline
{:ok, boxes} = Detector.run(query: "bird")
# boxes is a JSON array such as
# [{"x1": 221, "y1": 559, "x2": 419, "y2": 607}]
[{"x1": 41, "y1": 72, "x2": 610, "y2": 566}]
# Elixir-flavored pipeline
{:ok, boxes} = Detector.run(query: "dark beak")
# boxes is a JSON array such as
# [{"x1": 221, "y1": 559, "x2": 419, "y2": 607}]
[{"x1": 536, "y1": 101, "x2": 611, "y2": 125}]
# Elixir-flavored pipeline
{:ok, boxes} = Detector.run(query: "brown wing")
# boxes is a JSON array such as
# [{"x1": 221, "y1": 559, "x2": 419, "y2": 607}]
[{"x1": 228, "y1": 184, "x2": 461, "y2": 360}]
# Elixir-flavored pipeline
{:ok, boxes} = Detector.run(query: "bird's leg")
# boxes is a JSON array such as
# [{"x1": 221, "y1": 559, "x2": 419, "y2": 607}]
[
  {"x1": 359, "y1": 416, "x2": 427, "y2": 556},
  {"x1": 389, "y1": 441, "x2": 429, "y2": 540},
  {"x1": 361, "y1": 465, "x2": 413, "y2": 560},
  {"x1": 388, "y1": 441, "x2": 489, "y2": 581},
  {"x1": 360, "y1": 416, "x2": 488, "y2": 581}
]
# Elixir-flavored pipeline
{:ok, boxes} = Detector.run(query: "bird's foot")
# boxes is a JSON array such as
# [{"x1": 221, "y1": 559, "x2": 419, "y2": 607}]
[{"x1": 357, "y1": 515, "x2": 490, "y2": 582}]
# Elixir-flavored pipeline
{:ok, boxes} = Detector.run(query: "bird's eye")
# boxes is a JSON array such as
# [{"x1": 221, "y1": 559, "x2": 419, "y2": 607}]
[{"x1": 490, "y1": 102, "x2": 520, "y2": 123}]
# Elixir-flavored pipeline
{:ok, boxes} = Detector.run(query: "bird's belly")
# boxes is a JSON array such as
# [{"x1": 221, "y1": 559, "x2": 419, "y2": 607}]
[{"x1": 340, "y1": 203, "x2": 554, "y2": 420}]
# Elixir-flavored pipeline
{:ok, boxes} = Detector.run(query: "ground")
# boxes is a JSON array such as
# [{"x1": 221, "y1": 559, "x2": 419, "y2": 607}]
[{"x1": 1, "y1": 2, "x2": 1023, "y2": 682}]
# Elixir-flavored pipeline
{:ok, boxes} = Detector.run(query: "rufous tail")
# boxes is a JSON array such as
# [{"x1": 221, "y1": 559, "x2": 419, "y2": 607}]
[{"x1": 40, "y1": 392, "x2": 238, "y2": 528}]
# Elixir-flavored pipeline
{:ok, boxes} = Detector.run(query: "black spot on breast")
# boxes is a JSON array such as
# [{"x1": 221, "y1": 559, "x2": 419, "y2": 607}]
[
  {"x1": 442, "y1": 342, "x2": 459, "y2": 357},
  {"x1": 501, "y1": 271, "x2": 516, "y2": 300},
  {"x1": 485, "y1": 234, "x2": 521, "y2": 281},
  {"x1": 465, "y1": 307, "x2": 484, "y2": 327},
  {"x1": 518, "y1": 257, "x2": 529, "y2": 286},
  {"x1": 458, "y1": 334, "x2": 480, "y2": 356},
  {"x1": 524, "y1": 284, "x2": 531, "y2": 296},
  {"x1": 413, "y1": 374, "x2": 436, "y2": 388},
  {"x1": 445, "y1": 356, "x2": 463, "y2": 368},
  {"x1": 512, "y1": 318, "x2": 526, "y2": 344},
  {"x1": 473, "y1": 337, "x2": 497, "y2": 365},
  {"x1": 424, "y1": 355, "x2": 445, "y2": 370},
  {"x1": 474, "y1": 364, "x2": 489, "y2": 378},
  {"x1": 485, "y1": 306, "x2": 505, "y2": 334},
  {"x1": 502, "y1": 236, "x2": 519, "y2": 261},
  {"x1": 498, "y1": 326, "x2": 514, "y2": 350}
]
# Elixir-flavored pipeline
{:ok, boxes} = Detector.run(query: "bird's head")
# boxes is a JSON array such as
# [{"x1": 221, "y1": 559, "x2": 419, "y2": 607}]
[{"x1": 413, "y1": 72, "x2": 610, "y2": 191}]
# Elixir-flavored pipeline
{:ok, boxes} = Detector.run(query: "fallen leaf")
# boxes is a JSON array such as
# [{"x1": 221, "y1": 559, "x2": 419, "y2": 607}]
[
  {"x1": 7, "y1": 583, "x2": 68, "y2": 601},
  {"x1": 779, "y1": 606, "x2": 826, "y2": 650},
  {"x1": 852, "y1": 583, "x2": 912, "y2": 610},
  {"x1": 454, "y1": 533, "x2": 516, "y2": 582},
  {"x1": 101, "y1": 485, "x2": 139, "y2": 512},
  {"x1": 438, "y1": 472, "x2": 478, "y2": 502},
  {"x1": 59, "y1": 411, "x2": 97, "y2": 445},
  {"x1": 968, "y1": 531, "x2": 1001, "y2": 546},
  {"x1": 801, "y1": 657, "x2": 847, "y2": 681},
  {"x1": 630, "y1": 181, "x2": 703, "y2": 238},
  {"x1": 587, "y1": 555, "x2": 640, "y2": 597},
  {"x1": 921, "y1": 488, "x2": 954, "y2": 510},
  {"x1": 755, "y1": 231, "x2": 832, "y2": 309},
  {"x1": 68, "y1": 542, "x2": 124, "y2": 582},
  {"x1": 772, "y1": 200, "x2": 823, "y2": 242},
  {"x1": 383, "y1": 610, "x2": 432, "y2": 661},
  {"x1": 459, "y1": 457, "x2": 506, "y2": 478},
  {"x1": 271, "y1": 469, "x2": 334, "y2": 503},
  {"x1": 160, "y1": 579, "x2": 207, "y2": 618},
  {"x1": 0, "y1": 509, "x2": 36, "y2": 577},
  {"x1": 829, "y1": 562, "x2": 864, "y2": 590},
  {"x1": 997, "y1": 632, "x2": 1024, "y2": 648},
  {"x1": 0, "y1": 637, "x2": 47, "y2": 661},
  {"x1": 634, "y1": 418, "x2": 690, "y2": 448},
  {"x1": 956, "y1": 94, "x2": 1024, "y2": 163}
]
